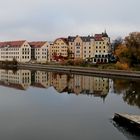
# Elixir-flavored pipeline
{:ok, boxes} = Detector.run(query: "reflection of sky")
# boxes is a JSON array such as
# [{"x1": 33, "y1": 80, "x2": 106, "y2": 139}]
[
  {"x1": 0, "y1": 85, "x2": 139, "y2": 140},
  {"x1": 0, "y1": 0, "x2": 139, "y2": 41}
]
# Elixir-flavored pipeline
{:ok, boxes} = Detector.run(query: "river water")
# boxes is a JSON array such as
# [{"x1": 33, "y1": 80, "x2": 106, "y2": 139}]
[{"x1": 0, "y1": 69, "x2": 139, "y2": 140}]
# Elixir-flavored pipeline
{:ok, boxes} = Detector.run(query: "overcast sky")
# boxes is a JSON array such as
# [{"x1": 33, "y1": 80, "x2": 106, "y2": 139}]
[{"x1": 0, "y1": 0, "x2": 139, "y2": 41}]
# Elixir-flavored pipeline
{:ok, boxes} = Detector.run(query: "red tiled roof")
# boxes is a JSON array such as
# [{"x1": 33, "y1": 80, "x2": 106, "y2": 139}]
[
  {"x1": 29, "y1": 41, "x2": 47, "y2": 48},
  {"x1": 31, "y1": 83, "x2": 46, "y2": 88},
  {"x1": 0, "y1": 40, "x2": 26, "y2": 48},
  {"x1": 94, "y1": 34, "x2": 103, "y2": 38},
  {"x1": 0, "y1": 81, "x2": 25, "y2": 90},
  {"x1": 94, "y1": 34, "x2": 103, "y2": 41}
]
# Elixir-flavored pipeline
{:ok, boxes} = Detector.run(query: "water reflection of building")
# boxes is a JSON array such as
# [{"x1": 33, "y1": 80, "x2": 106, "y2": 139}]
[
  {"x1": 0, "y1": 69, "x2": 31, "y2": 90},
  {"x1": 50, "y1": 73, "x2": 110, "y2": 99},
  {"x1": 0, "y1": 68, "x2": 111, "y2": 98},
  {"x1": 31, "y1": 71, "x2": 51, "y2": 88},
  {"x1": 75, "y1": 75, "x2": 109, "y2": 99},
  {"x1": 50, "y1": 73, "x2": 68, "y2": 93}
]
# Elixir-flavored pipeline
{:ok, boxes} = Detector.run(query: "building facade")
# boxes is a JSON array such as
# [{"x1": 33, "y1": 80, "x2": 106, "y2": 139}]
[
  {"x1": 0, "y1": 69, "x2": 31, "y2": 90},
  {"x1": 93, "y1": 32, "x2": 110, "y2": 63},
  {"x1": 68, "y1": 35, "x2": 94, "y2": 60},
  {"x1": 50, "y1": 38, "x2": 68, "y2": 61},
  {"x1": 0, "y1": 40, "x2": 31, "y2": 62},
  {"x1": 67, "y1": 31, "x2": 110, "y2": 63},
  {"x1": 29, "y1": 41, "x2": 50, "y2": 63}
]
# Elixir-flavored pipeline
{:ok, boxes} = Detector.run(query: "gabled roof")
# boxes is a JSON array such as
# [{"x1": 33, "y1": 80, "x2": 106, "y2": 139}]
[
  {"x1": 0, "y1": 40, "x2": 26, "y2": 48},
  {"x1": 54, "y1": 38, "x2": 68, "y2": 45},
  {"x1": 81, "y1": 36, "x2": 93, "y2": 42},
  {"x1": 31, "y1": 83, "x2": 47, "y2": 88},
  {"x1": 29, "y1": 41, "x2": 47, "y2": 48},
  {"x1": 68, "y1": 36, "x2": 76, "y2": 42},
  {"x1": 0, "y1": 81, "x2": 26, "y2": 90},
  {"x1": 68, "y1": 36, "x2": 94, "y2": 42},
  {"x1": 94, "y1": 34, "x2": 103, "y2": 41}
]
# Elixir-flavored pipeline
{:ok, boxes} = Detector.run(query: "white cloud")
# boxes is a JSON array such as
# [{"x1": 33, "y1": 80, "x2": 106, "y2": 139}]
[{"x1": 0, "y1": 0, "x2": 139, "y2": 41}]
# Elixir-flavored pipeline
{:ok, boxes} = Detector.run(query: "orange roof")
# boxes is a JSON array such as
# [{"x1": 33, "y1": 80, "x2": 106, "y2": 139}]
[
  {"x1": 54, "y1": 38, "x2": 68, "y2": 45},
  {"x1": 0, "y1": 81, "x2": 25, "y2": 90},
  {"x1": 0, "y1": 40, "x2": 26, "y2": 48},
  {"x1": 29, "y1": 41, "x2": 47, "y2": 48}
]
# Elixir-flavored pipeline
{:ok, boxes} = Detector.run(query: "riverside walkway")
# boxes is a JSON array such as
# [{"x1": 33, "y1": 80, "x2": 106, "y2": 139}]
[{"x1": 18, "y1": 63, "x2": 140, "y2": 79}]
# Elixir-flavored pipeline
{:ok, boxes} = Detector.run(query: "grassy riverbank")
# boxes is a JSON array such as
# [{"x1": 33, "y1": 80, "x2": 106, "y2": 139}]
[{"x1": 43, "y1": 60, "x2": 140, "y2": 71}]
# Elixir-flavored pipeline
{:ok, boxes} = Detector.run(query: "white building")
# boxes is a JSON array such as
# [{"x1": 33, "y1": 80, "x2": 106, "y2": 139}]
[
  {"x1": 0, "y1": 40, "x2": 31, "y2": 62},
  {"x1": 31, "y1": 71, "x2": 51, "y2": 88},
  {"x1": 0, "y1": 69, "x2": 31, "y2": 90},
  {"x1": 29, "y1": 41, "x2": 50, "y2": 63}
]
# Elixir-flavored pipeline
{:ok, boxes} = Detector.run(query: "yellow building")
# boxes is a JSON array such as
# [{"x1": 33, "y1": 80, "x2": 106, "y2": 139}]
[
  {"x1": 68, "y1": 35, "x2": 93, "y2": 60},
  {"x1": 51, "y1": 38, "x2": 68, "y2": 61},
  {"x1": 68, "y1": 31, "x2": 110, "y2": 63},
  {"x1": 93, "y1": 32, "x2": 110, "y2": 63},
  {"x1": 50, "y1": 73, "x2": 68, "y2": 93}
]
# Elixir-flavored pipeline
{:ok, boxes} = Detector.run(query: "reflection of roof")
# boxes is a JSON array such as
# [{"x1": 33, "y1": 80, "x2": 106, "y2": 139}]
[
  {"x1": 31, "y1": 83, "x2": 46, "y2": 88},
  {"x1": 0, "y1": 40, "x2": 26, "y2": 48},
  {"x1": 29, "y1": 41, "x2": 47, "y2": 48},
  {"x1": 0, "y1": 81, "x2": 25, "y2": 90}
]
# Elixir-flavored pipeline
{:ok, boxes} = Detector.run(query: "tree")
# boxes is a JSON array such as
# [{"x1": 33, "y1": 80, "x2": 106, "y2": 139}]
[
  {"x1": 115, "y1": 44, "x2": 131, "y2": 65},
  {"x1": 125, "y1": 32, "x2": 140, "y2": 65},
  {"x1": 112, "y1": 37, "x2": 123, "y2": 52}
]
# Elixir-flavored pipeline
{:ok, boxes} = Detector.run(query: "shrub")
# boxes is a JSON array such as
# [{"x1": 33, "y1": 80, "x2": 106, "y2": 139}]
[{"x1": 115, "y1": 61, "x2": 129, "y2": 70}]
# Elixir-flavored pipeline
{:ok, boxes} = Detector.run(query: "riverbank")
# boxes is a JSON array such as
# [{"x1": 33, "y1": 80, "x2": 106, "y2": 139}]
[{"x1": 17, "y1": 63, "x2": 140, "y2": 79}]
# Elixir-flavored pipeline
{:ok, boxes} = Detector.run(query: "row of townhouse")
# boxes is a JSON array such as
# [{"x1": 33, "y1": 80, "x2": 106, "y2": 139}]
[
  {"x1": 0, "y1": 31, "x2": 110, "y2": 63},
  {"x1": 0, "y1": 69, "x2": 111, "y2": 100},
  {"x1": 0, "y1": 40, "x2": 50, "y2": 63},
  {"x1": 50, "y1": 31, "x2": 111, "y2": 63}
]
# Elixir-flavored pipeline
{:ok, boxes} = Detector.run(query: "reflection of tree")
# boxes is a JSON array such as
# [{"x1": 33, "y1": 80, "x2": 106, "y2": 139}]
[
  {"x1": 113, "y1": 79, "x2": 130, "y2": 93},
  {"x1": 124, "y1": 81, "x2": 140, "y2": 108},
  {"x1": 114, "y1": 79, "x2": 140, "y2": 108}
]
